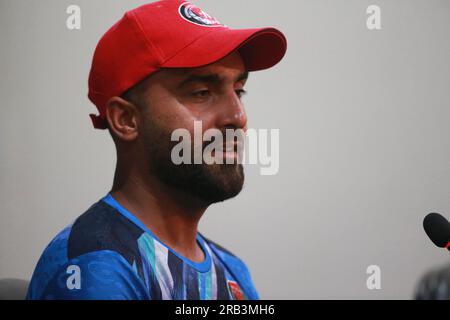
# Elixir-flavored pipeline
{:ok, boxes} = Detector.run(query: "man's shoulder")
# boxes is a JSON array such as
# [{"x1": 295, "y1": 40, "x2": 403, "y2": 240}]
[
  {"x1": 66, "y1": 200, "x2": 144, "y2": 263},
  {"x1": 27, "y1": 199, "x2": 147, "y2": 299},
  {"x1": 38, "y1": 199, "x2": 145, "y2": 262}
]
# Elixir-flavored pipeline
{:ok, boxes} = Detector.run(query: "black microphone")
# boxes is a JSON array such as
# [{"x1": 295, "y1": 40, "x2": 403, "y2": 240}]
[{"x1": 423, "y1": 213, "x2": 450, "y2": 251}]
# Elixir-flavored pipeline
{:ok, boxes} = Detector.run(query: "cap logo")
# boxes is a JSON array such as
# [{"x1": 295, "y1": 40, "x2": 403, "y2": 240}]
[{"x1": 179, "y1": 2, "x2": 222, "y2": 27}]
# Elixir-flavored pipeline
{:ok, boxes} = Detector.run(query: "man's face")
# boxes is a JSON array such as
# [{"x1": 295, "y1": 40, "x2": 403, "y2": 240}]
[{"x1": 133, "y1": 52, "x2": 248, "y2": 205}]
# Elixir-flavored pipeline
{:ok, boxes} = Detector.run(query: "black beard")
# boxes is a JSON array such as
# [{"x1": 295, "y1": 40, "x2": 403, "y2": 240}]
[
  {"x1": 141, "y1": 120, "x2": 245, "y2": 205},
  {"x1": 155, "y1": 161, "x2": 245, "y2": 204}
]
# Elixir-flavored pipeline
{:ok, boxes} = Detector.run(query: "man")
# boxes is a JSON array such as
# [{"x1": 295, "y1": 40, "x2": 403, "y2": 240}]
[{"x1": 27, "y1": 0, "x2": 286, "y2": 300}]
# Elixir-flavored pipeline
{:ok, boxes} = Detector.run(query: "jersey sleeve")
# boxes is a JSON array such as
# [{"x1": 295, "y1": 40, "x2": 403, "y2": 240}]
[{"x1": 30, "y1": 250, "x2": 149, "y2": 300}]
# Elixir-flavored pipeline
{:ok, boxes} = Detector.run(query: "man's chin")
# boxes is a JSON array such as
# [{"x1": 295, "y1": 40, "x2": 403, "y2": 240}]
[
  {"x1": 193, "y1": 163, "x2": 245, "y2": 204},
  {"x1": 158, "y1": 162, "x2": 245, "y2": 205}
]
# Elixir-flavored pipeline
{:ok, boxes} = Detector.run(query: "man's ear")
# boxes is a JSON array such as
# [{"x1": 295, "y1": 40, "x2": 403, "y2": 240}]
[{"x1": 105, "y1": 96, "x2": 139, "y2": 141}]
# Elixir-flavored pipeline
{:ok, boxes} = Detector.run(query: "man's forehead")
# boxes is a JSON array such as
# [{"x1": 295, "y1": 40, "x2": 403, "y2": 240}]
[{"x1": 135, "y1": 53, "x2": 247, "y2": 92}]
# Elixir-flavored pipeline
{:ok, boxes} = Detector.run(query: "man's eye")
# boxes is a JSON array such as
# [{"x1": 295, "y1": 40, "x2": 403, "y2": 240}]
[
  {"x1": 192, "y1": 90, "x2": 211, "y2": 98},
  {"x1": 235, "y1": 89, "x2": 247, "y2": 99}
]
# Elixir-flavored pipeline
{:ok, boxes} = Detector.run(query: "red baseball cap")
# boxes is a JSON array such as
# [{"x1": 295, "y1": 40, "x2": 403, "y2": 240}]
[{"x1": 88, "y1": 0, "x2": 287, "y2": 129}]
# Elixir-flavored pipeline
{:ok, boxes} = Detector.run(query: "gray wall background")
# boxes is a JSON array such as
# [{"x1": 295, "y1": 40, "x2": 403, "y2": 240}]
[{"x1": 1, "y1": 0, "x2": 449, "y2": 299}]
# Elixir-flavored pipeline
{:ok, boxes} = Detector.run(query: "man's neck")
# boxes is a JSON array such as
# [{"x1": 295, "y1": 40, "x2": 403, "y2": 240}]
[{"x1": 110, "y1": 168, "x2": 208, "y2": 263}]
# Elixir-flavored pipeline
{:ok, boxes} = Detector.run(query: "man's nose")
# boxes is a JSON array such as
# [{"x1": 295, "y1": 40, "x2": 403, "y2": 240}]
[{"x1": 216, "y1": 91, "x2": 248, "y2": 131}]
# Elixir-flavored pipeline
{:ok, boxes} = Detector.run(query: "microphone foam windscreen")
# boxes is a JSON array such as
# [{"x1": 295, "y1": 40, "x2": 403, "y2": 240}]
[{"x1": 423, "y1": 213, "x2": 450, "y2": 248}]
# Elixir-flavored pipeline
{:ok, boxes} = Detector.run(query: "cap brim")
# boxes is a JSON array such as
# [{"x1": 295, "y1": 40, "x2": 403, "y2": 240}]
[{"x1": 162, "y1": 27, "x2": 287, "y2": 72}]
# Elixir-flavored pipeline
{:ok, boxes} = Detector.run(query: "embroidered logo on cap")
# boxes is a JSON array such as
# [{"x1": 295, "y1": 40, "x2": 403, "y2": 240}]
[{"x1": 179, "y1": 2, "x2": 223, "y2": 27}]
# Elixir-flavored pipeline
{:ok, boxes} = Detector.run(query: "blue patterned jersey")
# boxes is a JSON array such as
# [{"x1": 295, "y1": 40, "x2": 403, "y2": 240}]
[{"x1": 26, "y1": 194, "x2": 259, "y2": 300}]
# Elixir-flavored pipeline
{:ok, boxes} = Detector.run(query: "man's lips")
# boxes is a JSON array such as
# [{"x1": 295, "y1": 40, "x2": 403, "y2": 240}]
[
  {"x1": 204, "y1": 141, "x2": 243, "y2": 151},
  {"x1": 209, "y1": 142, "x2": 243, "y2": 159}
]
